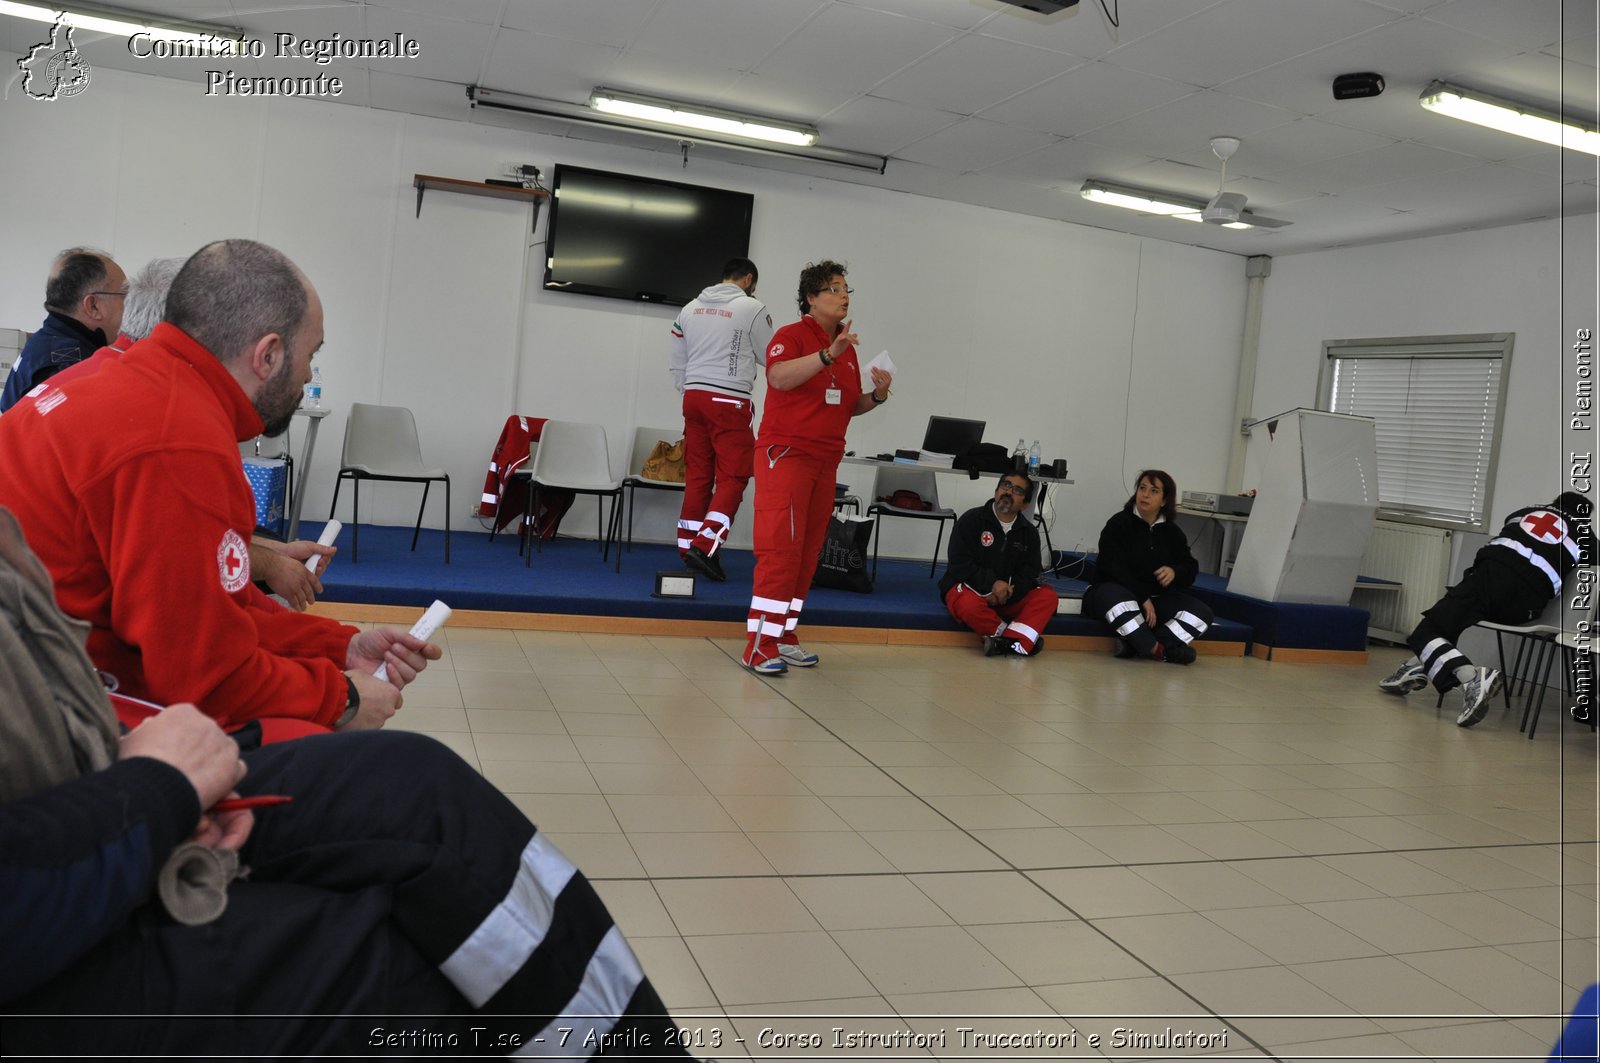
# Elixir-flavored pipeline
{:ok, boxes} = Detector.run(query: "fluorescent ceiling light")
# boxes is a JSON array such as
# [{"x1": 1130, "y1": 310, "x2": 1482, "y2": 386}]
[
  {"x1": 590, "y1": 89, "x2": 817, "y2": 147},
  {"x1": 0, "y1": 0, "x2": 239, "y2": 43},
  {"x1": 1080, "y1": 180, "x2": 1253, "y2": 229},
  {"x1": 1420, "y1": 80, "x2": 1600, "y2": 156}
]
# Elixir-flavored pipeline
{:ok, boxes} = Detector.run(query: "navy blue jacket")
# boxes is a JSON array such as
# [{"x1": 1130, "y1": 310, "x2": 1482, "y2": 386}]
[
  {"x1": 0, "y1": 311, "x2": 107, "y2": 412},
  {"x1": 1092, "y1": 507, "x2": 1199, "y2": 602},
  {"x1": 0, "y1": 757, "x2": 197, "y2": 1001}
]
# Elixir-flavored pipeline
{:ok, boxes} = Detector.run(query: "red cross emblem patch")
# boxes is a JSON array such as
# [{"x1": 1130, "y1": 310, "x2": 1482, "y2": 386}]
[
  {"x1": 217, "y1": 529, "x2": 251, "y2": 592},
  {"x1": 1521, "y1": 510, "x2": 1566, "y2": 544},
  {"x1": 980, "y1": 530, "x2": 995, "y2": 547}
]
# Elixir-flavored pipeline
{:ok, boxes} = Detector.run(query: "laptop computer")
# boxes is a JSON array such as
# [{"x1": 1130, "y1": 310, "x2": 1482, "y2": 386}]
[{"x1": 921, "y1": 415, "x2": 986, "y2": 457}]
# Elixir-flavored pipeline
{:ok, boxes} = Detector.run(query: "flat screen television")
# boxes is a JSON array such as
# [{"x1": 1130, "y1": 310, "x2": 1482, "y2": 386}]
[{"x1": 543, "y1": 165, "x2": 754, "y2": 307}]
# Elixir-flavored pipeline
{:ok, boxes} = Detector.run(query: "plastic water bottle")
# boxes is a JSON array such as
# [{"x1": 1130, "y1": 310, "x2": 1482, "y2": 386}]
[
  {"x1": 1028, "y1": 440, "x2": 1041, "y2": 476},
  {"x1": 309, "y1": 366, "x2": 323, "y2": 409},
  {"x1": 1013, "y1": 439, "x2": 1026, "y2": 472}
]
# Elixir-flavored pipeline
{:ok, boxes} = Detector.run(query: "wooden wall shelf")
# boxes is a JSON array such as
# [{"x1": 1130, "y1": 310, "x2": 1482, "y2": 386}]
[{"x1": 413, "y1": 174, "x2": 548, "y2": 221}]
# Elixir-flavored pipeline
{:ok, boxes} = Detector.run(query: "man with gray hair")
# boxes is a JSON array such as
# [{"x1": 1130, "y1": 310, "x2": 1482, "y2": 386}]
[
  {"x1": 46, "y1": 255, "x2": 336, "y2": 610},
  {"x1": 0, "y1": 247, "x2": 126, "y2": 412},
  {"x1": 0, "y1": 239, "x2": 438, "y2": 739}
]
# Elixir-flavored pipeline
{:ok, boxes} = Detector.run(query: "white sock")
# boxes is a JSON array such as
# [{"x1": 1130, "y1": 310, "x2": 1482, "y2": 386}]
[{"x1": 1452, "y1": 663, "x2": 1477, "y2": 688}]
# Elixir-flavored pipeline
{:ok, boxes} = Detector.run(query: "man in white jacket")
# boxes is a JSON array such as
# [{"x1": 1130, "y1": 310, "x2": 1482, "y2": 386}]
[{"x1": 668, "y1": 258, "x2": 774, "y2": 581}]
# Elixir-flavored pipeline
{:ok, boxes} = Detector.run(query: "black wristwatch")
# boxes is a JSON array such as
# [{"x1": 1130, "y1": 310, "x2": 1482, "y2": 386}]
[
  {"x1": 817, "y1": 348, "x2": 833, "y2": 367},
  {"x1": 335, "y1": 674, "x2": 360, "y2": 729}
]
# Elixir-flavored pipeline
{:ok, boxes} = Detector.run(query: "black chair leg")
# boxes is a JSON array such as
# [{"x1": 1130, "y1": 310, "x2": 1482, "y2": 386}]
[
  {"x1": 626, "y1": 485, "x2": 636, "y2": 553},
  {"x1": 930, "y1": 521, "x2": 946, "y2": 578},
  {"x1": 1524, "y1": 639, "x2": 1561, "y2": 738},
  {"x1": 351, "y1": 477, "x2": 360, "y2": 563},
  {"x1": 1495, "y1": 631, "x2": 1514, "y2": 710},
  {"x1": 524, "y1": 485, "x2": 538, "y2": 566},
  {"x1": 328, "y1": 472, "x2": 343, "y2": 520},
  {"x1": 870, "y1": 518, "x2": 881, "y2": 581},
  {"x1": 412, "y1": 482, "x2": 430, "y2": 552},
  {"x1": 443, "y1": 477, "x2": 450, "y2": 564}
]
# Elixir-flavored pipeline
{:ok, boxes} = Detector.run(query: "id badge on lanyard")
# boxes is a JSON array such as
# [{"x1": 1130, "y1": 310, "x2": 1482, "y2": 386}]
[{"x1": 824, "y1": 387, "x2": 842, "y2": 405}]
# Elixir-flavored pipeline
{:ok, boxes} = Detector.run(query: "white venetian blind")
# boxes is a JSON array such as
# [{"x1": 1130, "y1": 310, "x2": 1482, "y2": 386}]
[{"x1": 1322, "y1": 335, "x2": 1510, "y2": 529}]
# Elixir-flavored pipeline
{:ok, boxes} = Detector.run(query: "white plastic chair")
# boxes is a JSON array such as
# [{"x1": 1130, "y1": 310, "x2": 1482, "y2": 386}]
[
  {"x1": 621, "y1": 426, "x2": 686, "y2": 558},
  {"x1": 866, "y1": 466, "x2": 957, "y2": 579},
  {"x1": 329, "y1": 403, "x2": 451, "y2": 563},
  {"x1": 524, "y1": 420, "x2": 623, "y2": 570}
]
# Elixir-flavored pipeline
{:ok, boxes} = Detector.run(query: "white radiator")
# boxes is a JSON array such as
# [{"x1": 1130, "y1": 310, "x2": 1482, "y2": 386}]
[{"x1": 1353, "y1": 520, "x2": 1453, "y2": 642}]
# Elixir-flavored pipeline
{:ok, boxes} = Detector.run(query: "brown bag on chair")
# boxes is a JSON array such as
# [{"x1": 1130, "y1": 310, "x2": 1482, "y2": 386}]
[{"x1": 641, "y1": 439, "x2": 688, "y2": 483}]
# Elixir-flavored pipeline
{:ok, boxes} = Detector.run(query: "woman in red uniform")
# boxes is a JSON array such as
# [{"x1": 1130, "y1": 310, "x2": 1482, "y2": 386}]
[{"x1": 742, "y1": 261, "x2": 892, "y2": 674}]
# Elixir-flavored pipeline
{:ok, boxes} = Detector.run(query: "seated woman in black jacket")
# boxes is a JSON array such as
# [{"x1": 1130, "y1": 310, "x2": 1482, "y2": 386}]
[{"x1": 1084, "y1": 469, "x2": 1214, "y2": 665}]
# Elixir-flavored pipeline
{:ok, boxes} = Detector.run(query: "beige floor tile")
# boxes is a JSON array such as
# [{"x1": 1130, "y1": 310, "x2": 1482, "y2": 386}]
[
  {"x1": 541, "y1": 832, "x2": 643, "y2": 878},
  {"x1": 1240, "y1": 816, "x2": 1376, "y2": 855},
  {"x1": 466, "y1": 707, "x2": 565, "y2": 733},
  {"x1": 717, "y1": 794, "x2": 851, "y2": 832},
  {"x1": 506, "y1": 793, "x2": 620, "y2": 833},
  {"x1": 921, "y1": 794, "x2": 1056, "y2": 831},
  {"x1": 786, "y1": 763, "x2": 909, "y2": 796},
  {"x1": 832, "y1": 925, "x2": 1019, "y2": 996},
  {"x1": 1393, "y1": 1016, "x2": 1553, "y2": 1059},
  {"x1": 558, "y1": 712, "x2": 664, "y2": 737},
  {"x1": 1159, "y1": 821, "x2": 1301, "y2": 860},
  {"x1": 863, "y1": 829, "x2": 1010, "y2": 873},
  {"x1": 1132, "y1": 863, "x2": 1291, "y2": 912},
  {"x1": 473, "y1": 731, "x2": 580, "y2": 762},
  {"x1": 386, "y1": 705, "x2": 469, "y2": 731},
  {"x1": 687, "y1": 931, "x2": 876, "y2": 1005},
  {"x1": 1170, "y1": 966, "x2": 1384, "y2": 1045},
  {"x1": 654, "y1": 878, "x2": 819, "y2": 936},
  {"x1": 823, "y1": 795, "x2": 954, "y2": 832},
  {"x1": 414, "y1": 730, "x2": 480, "y2": 769},
  {"x1": 629, "y1": 935, "x2": 719, "y2": 1010},
  {"x1": 1020, "y1": 793, "x2": 1148, "y2": 827},
  {"x1": 1201, "y1": 905, "x2": 1382, "y2": 964},
  {"x1": 481, "y1": 758, "x2": 598, "y2": 794},
  {"x1": 1288, "y1": 955, "x2": 1485, "y2": 1028},
  {"x1": 1104, "y1": 792, "x2": 1233, "y2": 824},
  {"x1": 1316, "y1": 852, "x2": 1473, "y2": 897},
  {"x1": 967, "y1": 919, "x2": 1151, "y2": 985},
  {"x1": 629, "y1": 831, "x2": 774, "y2": 878},
  {"x1": 1304, "y1": 896, "x2": 1486, "y2": 953},
  {"x1": 1066, "y1": 824, "x2": 1212, "y2": 864},
  {"x1": 607, "y1": 794, "x2": 740, "y2": 833},
  {"x1": 1030, "y1": 866, "x2": 1189, "y2": 918},
  {"x1": 1400, "y1": 890, "x2": 1565, "y2": 945},
  {"x1": 691, "y1": 763, "x2": 814, "y2": 796},
  {"x1": 787, "y1": 875, "x2": 952, "y2": 931},
  {"x1": 1089, "y1": 912, "x2": 1276, "y2": 974},
  {"x1": 746, "y1": 831, "x2": 899, "y2": 875},
  {"x1": 908, "y1": 871, "x2": 1072, "y2": 925},
  {"x1": 592, "y1": 879, "x2": 677, "y2": 937},
  {"x1": 585, "y1": 761, "x2": 708, "y2": 795},
  {"x1": 968, "y1": 827, "x2": 1113, "y2": 869},
  {"x1": 1398, "y1": 945, "x2": 1569, "y2": 1012},
  {"x1": 1227, "y1": 857, "x2": 1384, "y2": 903}
]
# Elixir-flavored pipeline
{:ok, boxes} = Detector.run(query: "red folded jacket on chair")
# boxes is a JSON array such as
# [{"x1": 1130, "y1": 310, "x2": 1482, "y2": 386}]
[{"x1": 478, "y1": 415, "x2": 575, "y2": 537}]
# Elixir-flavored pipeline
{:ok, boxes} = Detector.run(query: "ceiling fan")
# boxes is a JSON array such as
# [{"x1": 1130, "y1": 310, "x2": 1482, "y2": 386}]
[{"x1": 1201, "y1": 136, "x2": 1291, "y2": 228}]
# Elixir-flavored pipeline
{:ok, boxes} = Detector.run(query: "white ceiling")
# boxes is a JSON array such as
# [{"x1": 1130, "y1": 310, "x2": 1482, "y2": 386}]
[{"x1": 5, "y1": 0, "x2": 1597, "y2": 255}]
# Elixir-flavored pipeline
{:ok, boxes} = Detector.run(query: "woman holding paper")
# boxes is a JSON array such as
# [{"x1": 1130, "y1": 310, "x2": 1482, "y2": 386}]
[{"x1": 741, "y1": 260, "x2": 892, "y2": 674}]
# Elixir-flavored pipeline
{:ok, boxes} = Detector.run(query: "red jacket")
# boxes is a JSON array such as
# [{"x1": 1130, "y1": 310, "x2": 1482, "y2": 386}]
[
  {"x1": 0, "y1": 323, "x2": 356, "y2": 729},
  {"x1": 758, "y1": 316, "x2": 861, "y2": 461}
]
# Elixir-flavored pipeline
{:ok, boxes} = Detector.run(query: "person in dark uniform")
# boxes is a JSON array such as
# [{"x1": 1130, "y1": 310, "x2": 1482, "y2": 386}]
[
  {"x1": 940, "y1": 472, "x2": 1059, "y2": 656},
  {"x1": 1083, "y1": 469, "x2": 1213, "y2": 665},
  {"x1": 1379, "y1": 491, "x2": 1593, "y2": 727}
]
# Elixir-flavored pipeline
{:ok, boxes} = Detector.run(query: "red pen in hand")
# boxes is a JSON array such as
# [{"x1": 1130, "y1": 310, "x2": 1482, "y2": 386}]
[{"x1": 211, "y1": 794, "x2": 294, "y2": 812}]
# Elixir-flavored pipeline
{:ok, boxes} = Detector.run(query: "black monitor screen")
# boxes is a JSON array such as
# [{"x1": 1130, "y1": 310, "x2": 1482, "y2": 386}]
[
  {"x1": 922, "y1": 416, "x2": 987, "y2": 456},
  {"x1": 544, "y1": 165, "x2": 754, "y2": 307}
]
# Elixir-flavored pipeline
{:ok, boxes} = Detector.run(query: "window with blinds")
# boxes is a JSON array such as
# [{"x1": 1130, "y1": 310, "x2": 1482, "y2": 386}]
[{"x1": 1319, "y1": 334, "x2": 1512, "y2": 530}]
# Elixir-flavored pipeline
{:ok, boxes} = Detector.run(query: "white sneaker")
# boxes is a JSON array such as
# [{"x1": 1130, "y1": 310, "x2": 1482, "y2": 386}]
[
  {"x1": 1455, "y1": 667, "x2": 1502, "y2": 728},
  {"x1": 778, "y1": 643, "x2": 820, "y2": 667},
  {"x1": 1378, "y1": 659, "x2": 1428, "y2": 696}
]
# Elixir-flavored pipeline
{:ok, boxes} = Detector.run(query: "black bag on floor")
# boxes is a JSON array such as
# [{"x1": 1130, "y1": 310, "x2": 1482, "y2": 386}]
[{"x1": 813, "y1": 515, "x2": 874, "y2": 593}]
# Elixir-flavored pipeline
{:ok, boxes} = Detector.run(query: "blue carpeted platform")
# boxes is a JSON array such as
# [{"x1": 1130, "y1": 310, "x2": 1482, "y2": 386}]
[{"x1": 314, "y1": 524, "x2": 1254, "y2": 646}]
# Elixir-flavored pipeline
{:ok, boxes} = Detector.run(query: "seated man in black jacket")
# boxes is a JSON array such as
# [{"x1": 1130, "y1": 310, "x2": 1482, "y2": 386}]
[
  {"x1": 0, "y1": 506, "x2": 692, "y2": 1059},
  {"x1": 1083, "y1": 468, "x2": 1214, "y2": 665},
  {"x1": 1379, "y1": 491, "x2": 1593, "y2": 728},
  {"x1": 940, "y1": 472, "x2": 1059, "y2": 656}
]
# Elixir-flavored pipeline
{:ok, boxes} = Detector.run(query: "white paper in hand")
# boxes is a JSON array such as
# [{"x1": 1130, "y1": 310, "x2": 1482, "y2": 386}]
[{"x1": 861, "y1": 350, "x2": 896, "y2": 392}]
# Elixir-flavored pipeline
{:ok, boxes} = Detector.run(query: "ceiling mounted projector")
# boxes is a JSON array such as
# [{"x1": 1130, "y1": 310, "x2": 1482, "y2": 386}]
[{"x1": 994, "y1": 0, "x2": 1080, "y2": 13}]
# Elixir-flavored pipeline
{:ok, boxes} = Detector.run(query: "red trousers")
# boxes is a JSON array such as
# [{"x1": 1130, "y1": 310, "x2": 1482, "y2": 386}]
[
  {"x1": 943, "y1": 582, "x2": 1058, "y2": 654},
  {"x1": 678, "y1": 390, "x2": 754, "y2": 557},
  {"x1": 744, "y1": 446, "x2": 836, "y2": 664}
]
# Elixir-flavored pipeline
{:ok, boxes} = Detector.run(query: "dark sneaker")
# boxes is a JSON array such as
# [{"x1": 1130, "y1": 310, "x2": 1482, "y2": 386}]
[
  {"x1": 1163, "y1": 641, "x2": 1197, "y2": 665},
  {"x1": 984, "y1": 634, "x2": 1018, "y2": 657},
  {"x1": 1378, "y1": 659, "x2": 1428, "y2": 697},
  {"x1": 684, "y1": 546, "x2": 726, "y2": 582},
  {"x1": 1455, "y1": 667, "x2": 1502, "y2": 727},
  {"x1": 1113, "y1": 638, "x2": 1139, "y2": 659},
  {"x1": 778, "y1": 643, "x2": 820, "y2": 667}
]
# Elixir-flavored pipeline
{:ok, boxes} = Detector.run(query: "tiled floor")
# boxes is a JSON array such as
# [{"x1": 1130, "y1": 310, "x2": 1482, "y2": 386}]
[{"x1": 378, "y1": 623, "x2": 1599, "y2": 1061}]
